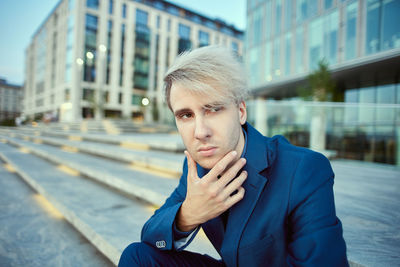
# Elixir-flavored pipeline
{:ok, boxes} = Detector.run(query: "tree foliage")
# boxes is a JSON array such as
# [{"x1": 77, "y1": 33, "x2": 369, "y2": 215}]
[{"x1": 297, "y1": 59, "x2": 337, "y2": 101}]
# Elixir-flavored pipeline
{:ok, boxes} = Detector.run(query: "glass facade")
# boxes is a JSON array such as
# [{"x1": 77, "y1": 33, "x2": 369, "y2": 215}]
[
  {"x1": 345, "y1": 1, "x2": 358, "y2": 60},
  {"x1": 366, "y1": 0, "x2": 400, "y2": 54},
  {"x1": 84, "y1": 14, "x2": 98, "y2": 82},
  {"x1": 133, "y1": 9, "x2": 150, "y2": 90},
  {"x1": 246, "y1": 0, "x2": 400, "y2": 165}
]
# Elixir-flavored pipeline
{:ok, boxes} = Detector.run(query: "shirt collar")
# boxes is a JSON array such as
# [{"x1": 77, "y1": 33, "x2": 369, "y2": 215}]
[{"x1": 240, "y1": 126, "x2": 248, "y2": 159}]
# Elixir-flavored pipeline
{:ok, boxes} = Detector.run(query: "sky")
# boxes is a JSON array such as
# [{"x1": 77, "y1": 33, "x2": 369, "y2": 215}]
[{"x1": 0, "y1": 0, "x2": 246, "y2": 86}]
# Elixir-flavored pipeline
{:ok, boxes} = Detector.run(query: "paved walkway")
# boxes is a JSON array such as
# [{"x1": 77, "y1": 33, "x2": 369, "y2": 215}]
[{"x1": 331, "y1": 160, "x2": 400, "y2": 267}]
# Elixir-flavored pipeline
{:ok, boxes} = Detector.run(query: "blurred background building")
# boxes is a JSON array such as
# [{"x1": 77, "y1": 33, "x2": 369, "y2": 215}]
[
  {"x1": 0, "y1": 78, "x2": 22, "y2": 124},
  {"x1": 23, "y1": 0, "x2": 243, "y2": 124},
  {"x1": 245, "y1": 0, "x2": 400, "y2": 165}
]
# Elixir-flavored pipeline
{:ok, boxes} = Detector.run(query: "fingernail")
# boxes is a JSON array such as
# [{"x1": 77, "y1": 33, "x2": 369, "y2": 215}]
[
  {"x1": 232, "y1": 151, "x2": 237, "y2": 156},
  {"x1": 241, "y1": 158, "x2": 246, "y2": 164}
]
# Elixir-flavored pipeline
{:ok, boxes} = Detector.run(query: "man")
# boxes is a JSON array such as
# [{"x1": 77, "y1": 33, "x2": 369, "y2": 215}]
[{"x1": 119, "y1": 46, "x2": 348, "y2": 266}]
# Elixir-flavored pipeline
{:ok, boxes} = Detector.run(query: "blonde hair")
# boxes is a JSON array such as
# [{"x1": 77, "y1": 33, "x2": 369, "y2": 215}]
[{"x1": 164, "y1": 45, "x2": 248, "y2": 109}]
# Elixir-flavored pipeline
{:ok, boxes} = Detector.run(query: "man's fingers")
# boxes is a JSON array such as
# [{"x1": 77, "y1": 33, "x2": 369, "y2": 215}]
[
  {"x1": 205, "y1": 151, "x2": 238, "y2": 182},
  {"x1": 184, "y1": 150, "x2": 198, "y2": 180},
  {"x1": 220, "y1": 170, "x2": 247, "y2": 200},
  {"x1": 224, "y1": 186, "x2": 245, "y2": 208},
  {"x1": 217, "y1": 158, "x2": 246, "y2": 188}
]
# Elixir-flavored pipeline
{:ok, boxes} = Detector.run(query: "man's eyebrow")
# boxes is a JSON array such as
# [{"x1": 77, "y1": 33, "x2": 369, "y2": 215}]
[
  {"x1": 174, "y1": 108, "x2": 192, "y2": 117},
  {"x1": 203, "y1": 102, "x2": 226, "y2": 109}
]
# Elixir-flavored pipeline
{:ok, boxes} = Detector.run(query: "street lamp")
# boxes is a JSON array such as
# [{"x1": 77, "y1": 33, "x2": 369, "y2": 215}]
[{"x1": 142, "y1": 97, "x2": 149, "y2": 106}]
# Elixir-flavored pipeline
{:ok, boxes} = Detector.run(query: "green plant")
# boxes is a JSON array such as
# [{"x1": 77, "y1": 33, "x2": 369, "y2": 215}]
[{"x1": 297, "y1": 59, "x2": 337, "y2": 101}]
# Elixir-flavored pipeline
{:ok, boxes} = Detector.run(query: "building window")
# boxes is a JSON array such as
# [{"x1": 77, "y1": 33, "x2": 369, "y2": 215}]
[
  {"x1": 296, "y1": 0, "x2": 318, "y2": 24},
  {"x1": 284, "y1": 0, "x2": 293, "y2": 31},
  {"x1": 323, "y1": 10, "x2": 338, "y2": 65},
  {"x1": 156, "y1": 15, "x2": 161, "y2": 29},
  {"x1": 265, "y1": 0, "x2": 272, "y2": 40},
  {"x1": 249, "y1": 46, "x2": 260, "y2": 85},
  {"x1": 284, "y1": 33, "x2": 292, "y2": 76},
  {"x1": 198, "y1": 30, "x2": 209, "y2": 47},
  {"x1": 264, "y1": 41, "x2": 272, "y2": 81},
  {"x1": 366, "y1": 0, "x2": 380, "y2": 54},
  {"x1": 295, "y1": 27, "x2": 304, "y2": 74},
  {"x1": 232, "y1": 41, "x2": 239, "y2": 52},
  {"x1": 109, "y1": 0, "x2": 113, "y2": 14},
  {"x1": 345, "y1": 1, "x2": 358, "y2": 60},
  {"x1": 273, "y1": 39, "x2": 281, "y2": 77},
  {"x1": 275, "y1": 0, "x2": 282, "y2": 36},
  {"x1": 365, "y1": 0, "x2": 400, "y2": 53},
  {"x1": 84, "y1": 14, "x2": 98, "y2": 82},
  {"x1": 309, "y1": 17, "x2": 323, "y2": 70},
  {"x1": 103, "y1": 91, "x2": 109, "y2": 103},
  {"x1": 253, "y1": 6, "x2": 263, "y2": 45},
  {"x1": 136, "y1": 9, "x2": 148, "y2": 25},
  {"x1": 134, "y1": 9, "x2": 150, "y2": 90},
  {"x1": 118, "y1": 92, "x2": 123, "y2": 104},
  {"x1": 166, "y1": 5, "x2": 179, "y2": 16},
  {"x1": 178, "y1": 24, "x2": 191, "y2": 53},
  {"x1": 325, "y1": 0, "x2": 333, "y2": 9},
  {"x1": 65, "y1": 89, "x2": 70, "y2": 101},
  {"x1": 122, "y1": 3, "x2": 127, "y2": 18},
  {"x1": 106, "y1": 20, "x2": 112, "y2": 84},
  {"x1": 82, "y1": 88, "x2": 94, "y2": 101},
  {"x1": 381, "y1": 0, "x2": 400, "y2": 50},
  {"x1": 86, "y1": 0, "x2": 99, "y2": 9},
  {"x1": 119, "y1": 24, "x2": 125, "y2": 86}
]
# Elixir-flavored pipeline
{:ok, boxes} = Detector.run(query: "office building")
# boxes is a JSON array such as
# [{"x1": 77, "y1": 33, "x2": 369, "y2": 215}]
[
  {"x1": 24, "y1": 0, "x2": 243, "y2": 122},
  {"x1": 245, "y1": 0, "x2": 400, "y2": 164},
  {"x1": 0, "y1": 79, "x2": 22, "y2": 122}
]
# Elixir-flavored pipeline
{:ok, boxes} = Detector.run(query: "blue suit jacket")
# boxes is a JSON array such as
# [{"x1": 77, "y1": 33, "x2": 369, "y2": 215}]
[{"x1": 141, "y1": 123, "x2": 348, "y2": 266}]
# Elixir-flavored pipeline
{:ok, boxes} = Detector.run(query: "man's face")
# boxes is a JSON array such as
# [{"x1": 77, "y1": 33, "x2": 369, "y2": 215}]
[{"x1": 170, "y1": 82, "x2": 247, "y2": 169}]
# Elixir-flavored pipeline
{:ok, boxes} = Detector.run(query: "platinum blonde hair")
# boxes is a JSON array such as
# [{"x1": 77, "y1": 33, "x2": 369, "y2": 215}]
[{"x1": 164, "y1": 45, "x2": 248, "y2": 110}]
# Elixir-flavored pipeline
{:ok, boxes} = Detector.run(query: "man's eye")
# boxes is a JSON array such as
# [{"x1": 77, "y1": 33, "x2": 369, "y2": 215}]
[
  {"x1": 180, "y1": 113, "x2": 192, "y2": 119},
  {"x1": 209, "y1": 107, "x2": 223, "y2": 113}
]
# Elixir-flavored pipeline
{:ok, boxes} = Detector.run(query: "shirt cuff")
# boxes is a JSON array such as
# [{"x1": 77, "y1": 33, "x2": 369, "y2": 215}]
[{"x1": 173, "y1": 222, "x2": 198, "y2": 249}]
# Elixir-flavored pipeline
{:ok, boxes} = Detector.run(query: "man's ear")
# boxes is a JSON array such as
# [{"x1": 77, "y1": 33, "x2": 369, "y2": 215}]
[{"x1": 238, "y1": 101, "x2": 247, "y2": 125}]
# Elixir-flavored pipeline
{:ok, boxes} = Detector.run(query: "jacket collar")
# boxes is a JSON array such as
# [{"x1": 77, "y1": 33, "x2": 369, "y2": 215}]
[{"x1": 197, "y1": 122, "x2": 271, "y2": 266}]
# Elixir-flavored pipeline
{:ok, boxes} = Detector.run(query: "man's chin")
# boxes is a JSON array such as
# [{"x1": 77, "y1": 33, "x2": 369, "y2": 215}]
[{"x1": 195, "y1": 156, "x2": 220, "y2": 170}]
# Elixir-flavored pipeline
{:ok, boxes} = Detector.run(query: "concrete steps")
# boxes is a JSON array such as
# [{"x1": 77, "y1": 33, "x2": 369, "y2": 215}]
[
  {"x1": 1, "y1": 129, "x2": 183, "y2": 177},
  {"x1": 4, "y1": 126, "x2": 185, "y2": 152},
  {"x1": 2, "y1": 126, "x2": 399, "y2": 266},
  {"x1": 0, "y1": 129, "x2": 219, "y2": 265},
  {"x1": 0, "y1": 162, "x2": 113, "y2": 266},
  {"x1": 25, "y1": 120, "x2": 178, "y2": 135}
]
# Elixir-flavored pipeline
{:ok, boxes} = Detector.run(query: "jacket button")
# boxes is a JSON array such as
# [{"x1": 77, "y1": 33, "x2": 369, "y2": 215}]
[{"x1": 156, "y1": 240, "x2": 166, "y2": 248}]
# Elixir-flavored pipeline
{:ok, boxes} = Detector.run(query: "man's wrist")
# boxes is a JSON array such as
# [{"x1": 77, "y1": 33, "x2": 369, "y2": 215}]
[{"x1": 176, "y1": 201, "x2": 199, "y2": 232}]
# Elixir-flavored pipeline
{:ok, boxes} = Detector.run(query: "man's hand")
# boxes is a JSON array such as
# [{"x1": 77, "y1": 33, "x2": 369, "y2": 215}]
[{"x1": 176, "y1": 150, "x2": 247, "y2": 232}]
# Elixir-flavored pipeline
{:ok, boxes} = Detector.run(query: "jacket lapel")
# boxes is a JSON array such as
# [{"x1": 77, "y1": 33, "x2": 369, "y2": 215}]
[
  {"x1": 219, "y1": 123, "x2": 270, "y2": 267},
  {"x1": 197, "y1": 123, "x2": 273, "y2": 266}
]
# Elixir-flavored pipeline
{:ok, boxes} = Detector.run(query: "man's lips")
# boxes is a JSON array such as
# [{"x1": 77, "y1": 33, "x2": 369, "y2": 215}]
[{"x1": 198, "y1": 147, "x2": 217, "y2": 157}]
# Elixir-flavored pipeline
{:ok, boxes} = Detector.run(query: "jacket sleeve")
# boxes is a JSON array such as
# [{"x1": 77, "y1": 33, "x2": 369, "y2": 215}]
[
  {"x1": 286, "y1": 151, "x2": 348, "y2": 267},
  {"x1": 140, "y1": 158, "x2": 199, "y2": 251}
]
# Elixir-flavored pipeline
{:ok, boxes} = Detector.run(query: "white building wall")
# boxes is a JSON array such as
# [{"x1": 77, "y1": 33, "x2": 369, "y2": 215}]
[{"x1": 24, "y1": 0, "x2": 243, "y2": 122}]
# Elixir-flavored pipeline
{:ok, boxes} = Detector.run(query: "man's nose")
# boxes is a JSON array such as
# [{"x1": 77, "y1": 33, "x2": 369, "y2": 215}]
[{"x1": 194, "y1": 116, "x2": 211, "y2": 140}]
